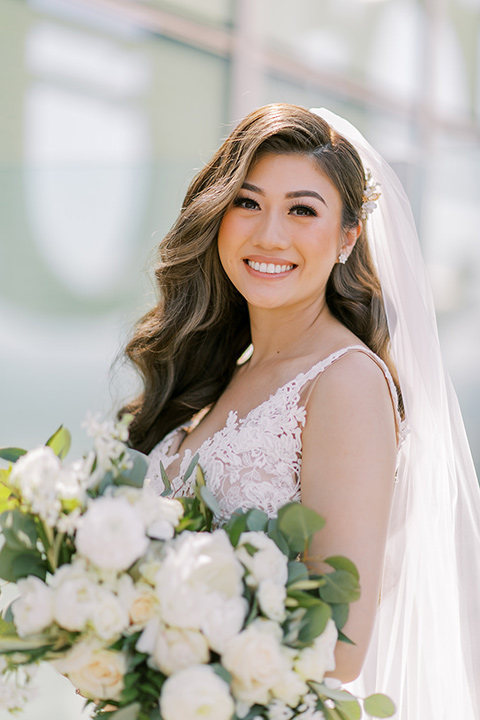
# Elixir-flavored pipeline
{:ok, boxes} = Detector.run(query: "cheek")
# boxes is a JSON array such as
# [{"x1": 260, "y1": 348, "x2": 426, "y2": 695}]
[{"x1": 217, "y1": 212, "x2": 239, "y2": 269}]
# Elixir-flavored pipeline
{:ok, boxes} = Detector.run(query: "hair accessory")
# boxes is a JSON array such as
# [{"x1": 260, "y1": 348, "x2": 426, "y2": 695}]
[
  {"x1": 361, "y1": 170, "x2": 381, "y2": 219},
  {"x1": 338, "y1": 250, "x2": 348, "y2": 264}
]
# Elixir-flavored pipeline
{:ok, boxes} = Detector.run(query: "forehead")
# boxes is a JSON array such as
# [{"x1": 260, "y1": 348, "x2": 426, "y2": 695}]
[{"x1": 246, "y1": 152, "x2": 340, "y2": 202}]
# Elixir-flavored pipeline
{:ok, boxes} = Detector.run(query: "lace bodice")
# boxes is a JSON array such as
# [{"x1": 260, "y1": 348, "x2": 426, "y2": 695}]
[{"x1": 145, "y1": 346, "x2": 404, "y2": 524}]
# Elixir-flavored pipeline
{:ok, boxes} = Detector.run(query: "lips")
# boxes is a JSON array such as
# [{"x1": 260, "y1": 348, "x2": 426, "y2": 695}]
[{"x1": 245, "y1": 259, "x2": 295, "y2": 275}]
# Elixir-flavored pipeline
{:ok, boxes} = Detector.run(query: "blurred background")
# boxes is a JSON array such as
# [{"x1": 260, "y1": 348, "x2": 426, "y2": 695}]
[{"x1": 0, "y1": 0, "x2": 479, "y2": 717}]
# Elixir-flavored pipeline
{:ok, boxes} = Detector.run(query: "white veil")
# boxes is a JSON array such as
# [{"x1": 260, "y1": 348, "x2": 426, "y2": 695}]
[{"x1": 311, "y1": 108, "x2": 480, "y2": 718}]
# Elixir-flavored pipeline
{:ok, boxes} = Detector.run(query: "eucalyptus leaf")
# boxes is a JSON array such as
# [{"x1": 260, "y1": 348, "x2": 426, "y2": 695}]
[
  {"x1": 108, "y1": 704, "x2": 142, "y2": 720},
  {"x1": 277, "y1": 503, "x2": 325, "y2": 554},
  {"x1": 266, "y1": 518, "x2": 291, "y2": 557},
  {"x1": 98, "y1": 472, "x2": 115, "y2": 495},
  {"x1": 46, "y1": 426, "x2": 71, "y2": 459},
  {"x1": 116, "y1": 449, "x2": 148, "y2": 488},
  {"x1": 159, "y1": 462, "x2": 172, "y2": 497},
  {"x1": 287, "y1": 560, "x2": 309, "y2": 585},
  {"x1": 297, "y1": 600, "x2": 332, "y2": 644},
  {"x1": 148, "y1": 709, "x2": 162, "y2": 720},
  {"x1": 211, "y1": 662, "x2": 232, "y2": 684},
  {"x1": 12, "y1": 550, "x2": 47, "y2": 581},
  {"x1": 0, "y1": 510, "x2": 38, "y2": 551},
  {"x1": 363, "y1": 694, "x2": 396, "y2": 717},
  {"x1": 310, "y1": 682, "x2": 357, "y2": 703},
  {"x1": 200, "y1": 486, "x2": 221, "y2": 515},
  {"x1": 245, "y1": 508, "x2": 268, "y2": 532},
  {"x1": 336, "y1": 700, "x2": 362, "y2": 720},
  {"x1": 324, "y1": 555, "x2": 359, "y2": 581},
  {"x1": 331, "y1": 602, "x2": 349, "y2": 630},
  {"x1": 287, "y1": 589, "x2": 323, "y2": 609},
  {"x1": 224, "y1": 511, "x2": 248, "y2": 546},
  {"x1": 0, "y1": 448, "x2": 26, "y2": 463},
  {"x1": 184, "y1": 453, "x2": 200, "y2": 482},
  {"x1": 320, "y1": 570, "x2": 361, "y2": 604}
]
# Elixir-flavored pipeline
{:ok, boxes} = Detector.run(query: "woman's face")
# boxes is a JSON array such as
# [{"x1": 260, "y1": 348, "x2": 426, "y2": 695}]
[{"x1": 218, "y1": 152, "x2": 357, "y2": 313}]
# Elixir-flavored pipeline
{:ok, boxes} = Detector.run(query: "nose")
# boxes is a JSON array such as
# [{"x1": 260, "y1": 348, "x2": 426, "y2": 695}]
[{"x1": 251, "y1": 211, "x2": 290, "y2": 250}]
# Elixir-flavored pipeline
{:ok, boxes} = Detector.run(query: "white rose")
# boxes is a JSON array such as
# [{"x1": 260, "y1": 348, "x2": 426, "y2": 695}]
[
  {"x1": 272, "y1": 668, "x2": 308, "y2": 708},
  {"x1": 155, "y1": 530, "x2": 244, "y2": 629},
  {"x1": 222, "y1": 619, "x2": 291, "y2": 706},
  {"x1": 118, "y1": 576, "x2": 158, "y2": 628},
  {"x1": 236, "y1": 532, "x2": 288, "y2": 588},
  {"x1": 294, "y1": 619, "x2": 338, "y2": 682},
  {"x1": 154, "y1": 627, "x2": 209, "y2": 675},
  {"x1": 12, "y1": 577, "x2": 54, "y2": 636},
  {"x1": 258, "y1": 579, "x2": 287, "y2": 622},
  {"x1": 76, "y1": 496, "x2": 149, "y2": 571},
  {"x1": 52, "y1": 575, "x2": 97, "y2": 631},
  {"x1": 91, "y1": 588, "x2": 130, "y2": 640},
  {"x1": 53, "y1": 640, "x2": 126, "y2": 700},
  {"x1": 160, "y1": 665, "x2": 234, "y2": 720},
  {"x1": 201, "y1": 596, "x2": 248, "y2": 654}
]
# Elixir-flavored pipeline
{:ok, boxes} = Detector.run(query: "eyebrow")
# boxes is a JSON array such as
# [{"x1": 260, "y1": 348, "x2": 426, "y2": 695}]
[{"x1": 241, "y1": 182, "x2": 327, "y2": 206}]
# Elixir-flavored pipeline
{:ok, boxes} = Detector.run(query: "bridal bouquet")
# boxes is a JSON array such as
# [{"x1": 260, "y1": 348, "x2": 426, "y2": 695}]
[{"x1": 0, "y1": 417, "x2": 394, "y2": 720}]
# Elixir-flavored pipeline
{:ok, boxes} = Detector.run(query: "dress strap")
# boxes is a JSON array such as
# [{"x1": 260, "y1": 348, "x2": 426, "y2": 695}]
[{"x1": 301, "y1": 345, "x2": 405, "y2": 445}]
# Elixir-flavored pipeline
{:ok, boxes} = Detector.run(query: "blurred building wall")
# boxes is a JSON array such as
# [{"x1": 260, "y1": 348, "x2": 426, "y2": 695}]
[{"x1": 0, "y1": 0, "x2": 479, "y2": 716}]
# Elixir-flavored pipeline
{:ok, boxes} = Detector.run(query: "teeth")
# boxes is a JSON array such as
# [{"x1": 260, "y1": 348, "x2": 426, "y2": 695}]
[{"x1": 247, "y1": 260, "x2": 294, "y2": 274}]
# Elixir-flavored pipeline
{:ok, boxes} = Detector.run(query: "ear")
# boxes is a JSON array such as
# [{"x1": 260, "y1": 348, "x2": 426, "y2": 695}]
[{"x1": 339, "y1": 221, "x2": 362, "y2": 258}]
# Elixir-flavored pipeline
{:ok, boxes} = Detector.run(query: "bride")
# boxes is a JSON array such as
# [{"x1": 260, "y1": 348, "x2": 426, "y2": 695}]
[{"x1": 120, "y1": 104, "x2": 480, "y2": 718}]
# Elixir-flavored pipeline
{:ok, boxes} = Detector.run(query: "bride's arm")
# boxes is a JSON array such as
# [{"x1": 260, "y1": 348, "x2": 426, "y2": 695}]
[{"x1": 300, "y1": 351, "x2": 397, "y2": 683}]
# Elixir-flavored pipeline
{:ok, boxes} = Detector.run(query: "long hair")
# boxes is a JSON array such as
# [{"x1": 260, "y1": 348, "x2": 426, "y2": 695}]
[{"x1": 120, "y1": 104, "x2": 403, "y2": 453}]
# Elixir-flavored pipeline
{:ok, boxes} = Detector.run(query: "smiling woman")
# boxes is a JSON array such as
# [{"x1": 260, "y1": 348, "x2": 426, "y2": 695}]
[{"x1": 119, "y1": 103, "x2": 480, "y2": 719}]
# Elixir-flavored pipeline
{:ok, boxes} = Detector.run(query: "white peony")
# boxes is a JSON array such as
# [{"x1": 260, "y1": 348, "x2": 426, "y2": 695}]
[
  {"x1": 294, "y1": 619, "x2": 338, "y2": 683},
  {"x1": 154, "y1": 627, "x2": 209, "y2": 675},
  {"x1": 75, "y1": 496, "x2": 149, "y2": 571},
  {"x1": 53, "y1": 640, "x2": 126, "y2": 700},
  {"x1": 115, "y1": 485, "x2": 184, "y2": 540},
  {"x1": 154, "y1": 530, "x2": 244, "y2": 629},
  {"x1": 12, "y1": 577, "x2": 54, "y2": 636},
  {"x1": 235, "y1": 532, "x2": 288, "y2": 588},
  {"x1": 258, "y1": 579, "x2": 287, "y2": 622},
  {"x1": 222, "y1": 619, "x2": 291, "y2": 706},
  {"x1": 201, "y1": 595, "x2": 248, "y2": 654},
  {"x1": 52, "y1": 574, "x2": 97, "y2": 632},
  {"x1": 136, "y1": 616, "x2": 162, "y2": 656},
  {"x1": 91, "y1": 588, "x2": 130, "y2": 640},
  {"x1": 160, "y1": 665, "x2": 235, "y2": 720}
]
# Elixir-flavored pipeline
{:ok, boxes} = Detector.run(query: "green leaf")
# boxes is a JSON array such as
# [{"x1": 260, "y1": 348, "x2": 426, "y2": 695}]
[
  {"x1": 363, "y1": 694, "x2": 396, "y2": 717},
  {"x1": 330, "y1": 602, "x2": 349, "y2": 630},
  {"x1": 266, "y1": 518, "x2": 291, "y2": 557},
  {"x1": 98, "y1": 472, "x2": 115, "y2": 495},
  {"x1": 245, "y1": 508, "x2": 268, "y2": 532},
  {"x1": 224, "y1": 511, "x2": 248, "y2": 547},
  {"x1": 0, "y1": 542, "x2": 47, "y2": 582},
  {"x1": 277, "y1": 502, "x2": 325, "y2": 554},
  {"x1": 211, "y1": 662, "x2": 232, "y2": 684},
  {"x1": 320, "y1": 570, "x2": 361, "y2": 604},
  {"x1": 159, "y1": 462, "x2": 172, "y2": 497},
  {"x1": 287, "y1": 560, "x2": 309, "y2": 585},
  {"x1": 310, "y1": 682, "x2": 358, "y2": 704},
  {"x1": 183, "y1": 453, "x2": 200, "y2": 482},
  {"x1": 46, "y1": 426, "x2": 71, "y2": 459},
  {"x1": 0, "y1": 448, "x2": 27, "y2": 463},
  {"x1": 324, "y1": 555, "x2": 360, "y2": 581},
  {"x1": 108, "y1": 705, "x2": 142, "y2": 720},
  {"x1": 297, "y1": 601, "x2": 332, "y2": 645},
  {"x1": 336, "y1": 700, "x2": 362, "y2": 720},
  {"x1": 1, "y1": 510, "x2": 38, "y2": 551},
  {"x1": 199, "y1": 486, "x2": 221, "y2": 515},
  {"x1": 287, "y1": 589, "x2": 323, "y2": 609},
  {"x1": 0, "y1": 617, "x2": 51, "y2": 651},
  {"x1": 148, "y1": 710, "x2": 162, "y2": 720},
  {"x1": 117, "y1": 449, "x2": 148, "y2": 488}
]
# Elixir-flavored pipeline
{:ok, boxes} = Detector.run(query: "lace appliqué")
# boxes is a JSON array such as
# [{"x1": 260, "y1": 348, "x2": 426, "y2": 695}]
[{"x1": 145, "y1": 346, "x2": 406, "y2": 524}]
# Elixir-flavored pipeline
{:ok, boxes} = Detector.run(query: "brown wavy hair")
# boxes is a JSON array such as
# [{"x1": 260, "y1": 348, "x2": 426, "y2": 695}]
[{"x1": 120, "y1": 104, "x2": 403, "y2": 453}]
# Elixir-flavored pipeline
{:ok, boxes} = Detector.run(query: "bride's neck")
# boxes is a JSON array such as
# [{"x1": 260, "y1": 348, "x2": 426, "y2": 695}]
[{"x1": 247, "y1": 301, "x2": 337, "y2": 364}]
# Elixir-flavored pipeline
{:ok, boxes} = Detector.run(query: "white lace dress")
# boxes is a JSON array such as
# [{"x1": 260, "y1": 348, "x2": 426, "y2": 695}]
[{"x1": 145, "y1": 346, "x2": 403, "y2": 523}]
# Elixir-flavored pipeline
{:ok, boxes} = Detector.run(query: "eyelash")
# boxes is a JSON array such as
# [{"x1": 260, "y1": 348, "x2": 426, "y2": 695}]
[{"x1": 233, "y1": 197, "x2": 318, "y2": 217}]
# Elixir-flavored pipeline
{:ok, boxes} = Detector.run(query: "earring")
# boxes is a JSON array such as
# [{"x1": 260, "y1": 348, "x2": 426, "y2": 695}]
[{"x1": 338, "y1": 251, "x2": 348, "y2": 264}]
